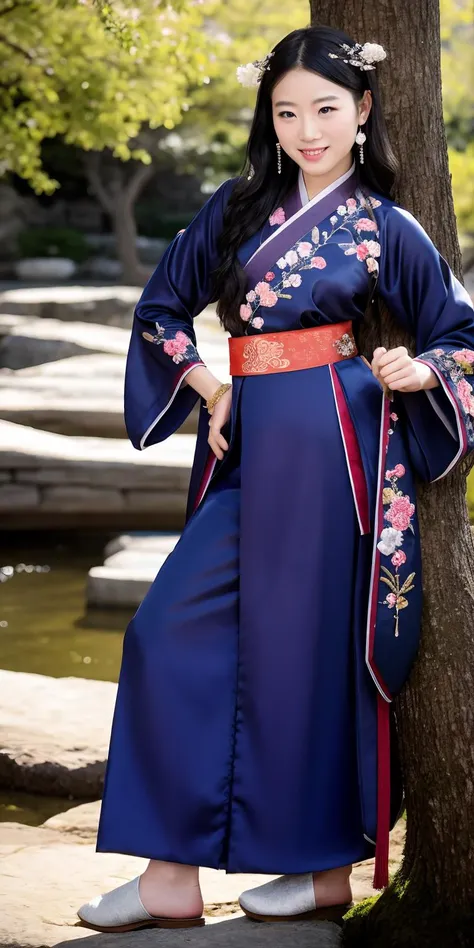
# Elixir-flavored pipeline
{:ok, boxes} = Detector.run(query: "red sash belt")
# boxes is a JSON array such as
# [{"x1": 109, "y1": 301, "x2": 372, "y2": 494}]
[{"x1": 228, "y1": 321, "x2": 358, "y2": 376}]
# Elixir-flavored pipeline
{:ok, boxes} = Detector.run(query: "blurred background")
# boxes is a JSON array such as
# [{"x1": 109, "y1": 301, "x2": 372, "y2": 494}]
[{"x1": 0, "y1": 0, "x2": 472, "y2": 824}]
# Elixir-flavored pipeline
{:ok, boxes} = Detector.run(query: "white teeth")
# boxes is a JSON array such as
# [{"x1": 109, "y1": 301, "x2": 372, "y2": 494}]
[{"x1": 302, "y1": 148, "x2": 326, "y2": 155}]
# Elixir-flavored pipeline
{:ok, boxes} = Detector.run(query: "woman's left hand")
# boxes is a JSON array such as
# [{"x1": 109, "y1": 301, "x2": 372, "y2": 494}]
[{"x1": 371, "y1": 346, "x2": 439, "y2": 392}]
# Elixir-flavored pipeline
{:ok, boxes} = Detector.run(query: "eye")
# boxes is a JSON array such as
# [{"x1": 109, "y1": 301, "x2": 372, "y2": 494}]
[
  {"x1": 320, "y1": 106, "x2": 335, "y2": 114},
  {"x1": 277, "y1": 110, "x2": 295, "y2": 118}
]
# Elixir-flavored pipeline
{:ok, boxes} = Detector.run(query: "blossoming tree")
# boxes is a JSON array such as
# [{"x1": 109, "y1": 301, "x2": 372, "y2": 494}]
[{"x1": 310, "y1": 2, "x2": 474, "y2": 946}]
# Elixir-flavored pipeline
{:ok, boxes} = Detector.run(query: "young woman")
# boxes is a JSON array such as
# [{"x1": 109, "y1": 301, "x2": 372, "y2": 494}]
[{"x1": 78, "y1": 25, "x2": 474, "y2": 932}]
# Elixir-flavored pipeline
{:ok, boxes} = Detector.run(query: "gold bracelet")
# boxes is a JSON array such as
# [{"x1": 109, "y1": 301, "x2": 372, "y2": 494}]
[{"x1": 205, "y1": 382, "x2": 231, "y2": 415}]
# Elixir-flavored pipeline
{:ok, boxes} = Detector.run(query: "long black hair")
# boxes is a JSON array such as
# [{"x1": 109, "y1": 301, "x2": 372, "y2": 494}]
[{"x1": 212, "y1": 25, "x2": 398, "y2": 335}]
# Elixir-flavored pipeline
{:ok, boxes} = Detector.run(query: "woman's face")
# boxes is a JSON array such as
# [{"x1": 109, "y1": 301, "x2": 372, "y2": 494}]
[{"x1": 271, "y1": 67, "x2": 372, "y2": 185}]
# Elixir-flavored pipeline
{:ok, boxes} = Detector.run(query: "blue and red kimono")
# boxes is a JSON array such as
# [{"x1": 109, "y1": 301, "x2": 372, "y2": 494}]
[{"x1": 97, "y1": 163, "x2": 474, "y2": 889}]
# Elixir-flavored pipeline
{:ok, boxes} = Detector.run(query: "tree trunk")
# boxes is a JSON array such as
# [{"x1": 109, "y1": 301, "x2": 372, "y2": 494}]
[
  {"x1": 309, "y1": 2, "x2": 474, "y2": 945},
  {"x1": 83, "y1": 151, "x2": 155, "y2": 285}
]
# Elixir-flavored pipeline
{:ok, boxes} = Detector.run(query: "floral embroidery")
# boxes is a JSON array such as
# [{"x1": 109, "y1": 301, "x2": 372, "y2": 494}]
[
  {"x1": 142, "y1": 323, "x2": 200, "y2": 365},
  {"x1": 242, "y1": 194, "x2": 382, "y2": 331},
  {"x1": 376, "y1": 417, "x2": 416, "y2": 637},
  {"x1": 416, "y1": 347, "x2": 474, "y2": 445},
  {"x1": 269, "y1": 207, "x2": 286, "y2": 226}
]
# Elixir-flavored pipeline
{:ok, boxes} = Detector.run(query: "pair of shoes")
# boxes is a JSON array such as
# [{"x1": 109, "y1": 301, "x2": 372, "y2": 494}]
[
  {"x1": 239, "y1": 873, "x2": 353, "y2": 925},
  {"x1": 77, "y1": 876, "x2": 205, "y2": 932}
]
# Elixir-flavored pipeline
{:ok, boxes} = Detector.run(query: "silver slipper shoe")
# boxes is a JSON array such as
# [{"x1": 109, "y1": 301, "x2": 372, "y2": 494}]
[
  {"x1": 77, "y1": 875, "x2": 205, "y2": 932},
  {"x1": 239, "y1": 873, "x2": 353, "y2": 924}
]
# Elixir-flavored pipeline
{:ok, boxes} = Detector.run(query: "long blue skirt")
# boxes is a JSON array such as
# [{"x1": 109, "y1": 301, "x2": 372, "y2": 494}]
[{"x1": 97, "y1": 367, "x2": 377, "y2": 872}]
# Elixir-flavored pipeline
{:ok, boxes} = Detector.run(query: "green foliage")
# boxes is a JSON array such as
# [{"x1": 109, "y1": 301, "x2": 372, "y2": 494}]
[
  {"x1": 17, "y1": 227, "x2": 90, "y2": 262},
  {"x1": 440, "y1": 0, "x2": 473, "y2": 149},
  {"x1": 449, "y1": 143, "x2": 474, "y2": 234},
  {"x1": 0, "y1": 0, "x2": 217, "y2": 192}
]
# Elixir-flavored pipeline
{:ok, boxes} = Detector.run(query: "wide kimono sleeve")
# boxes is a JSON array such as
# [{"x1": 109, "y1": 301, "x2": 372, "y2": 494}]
[
  {"x1": 124, "y1": 176, "x2": 238, "y2": 450},
  {"x1": 376, "y1": 204, "x2": 474, "y2": 482}
]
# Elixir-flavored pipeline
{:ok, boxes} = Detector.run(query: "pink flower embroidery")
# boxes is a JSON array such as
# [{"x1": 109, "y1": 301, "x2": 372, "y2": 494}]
[
  {"x1": 385, "y1": 494, "x2": 415, "y2": 531},
  {"x1": 246, "y1": 290, "x2": 257, "y2": 302},
  {"x1": 265, "y1": 271, "x2": 275, "y2": 281},
  {"x1": 390, "y1": 412, "x2": 398, "y2": 421},
  {"x1": 457, "y1": 378, "x2": 474, "y2": 416},
  {"x1": 354, "y1": 218, "x2": 378, "y2": 233},
  {"x1": 311, "y1": 256, "x2": 327, "y2": 269},
  {"x1": 385, "y1": 463, "x2": 405, "y2": 479},
  {"x1": 391, "y1": 550, "x2": 407, "y2": 568},
  {"x1": 163, "y1": 331, "x2": 189, "y2": 360},
  {"x1": 454, "y1": 349, "x2": 474, "y2": 364},
  {"x1": 240, "y1": 303, "x2": 252, "y2": 321},
  {"x1": 346, "y1": 197, "x2": 357, "y2": 211},
  {"x1": 269, "y1": 207, "x2": 286, "y2": 226},
  {"x1": 255, "y1": 281, "x2": 278, "y2": 307},
  {"x1": 296, "y1": 241, "x2": 313, "y2": 258},
  {"x1": 386, "y1": 592, "x2": 397, "y2": 608},
  {"x1": 356, "y1": 243, "x2": 370, "y2": 261},
  {"x1": 252, "y1": 316, "x2": 264, "y2": 329}
]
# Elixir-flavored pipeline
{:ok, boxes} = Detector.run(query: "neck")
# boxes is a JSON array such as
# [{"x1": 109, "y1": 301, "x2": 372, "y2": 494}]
[{"x1": 301, "y1": 158, "x2": 355, "y2": 202}]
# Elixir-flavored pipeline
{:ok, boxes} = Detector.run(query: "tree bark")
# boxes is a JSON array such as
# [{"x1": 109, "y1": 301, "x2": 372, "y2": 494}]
[
  {"x1": 309, "y1": 3, "x2": 474, "y2": 946},
  {"x1": 83, "y1": 151, "x2": 155, "y2": 285}
]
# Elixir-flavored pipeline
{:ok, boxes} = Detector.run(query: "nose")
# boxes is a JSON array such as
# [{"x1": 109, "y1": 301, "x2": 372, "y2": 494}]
[{"x1": 299, "y1": 118, "x2": 324, "y2": 143}]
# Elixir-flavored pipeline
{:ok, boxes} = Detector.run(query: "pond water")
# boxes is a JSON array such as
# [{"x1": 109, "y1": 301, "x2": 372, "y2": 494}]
[{"x1": 0, "y1": 531, "x2": 132, "y2": 682}]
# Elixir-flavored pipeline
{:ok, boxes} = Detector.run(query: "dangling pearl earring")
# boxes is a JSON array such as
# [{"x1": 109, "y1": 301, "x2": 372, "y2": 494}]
[
  {"x1": 355, "y1": 125, "x2": 367, "y2": 164},
  {"x1": 276, "y1": 142, "x2": 282, "y2": 174}
]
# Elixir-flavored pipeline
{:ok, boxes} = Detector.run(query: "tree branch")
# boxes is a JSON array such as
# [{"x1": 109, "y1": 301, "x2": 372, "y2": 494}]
[
  {"x1": 125, "y1": 161, "x2": 156, "y2": 206},
  {"x1": 82, "y1": 152, "x2": 114, "y2": 216}
]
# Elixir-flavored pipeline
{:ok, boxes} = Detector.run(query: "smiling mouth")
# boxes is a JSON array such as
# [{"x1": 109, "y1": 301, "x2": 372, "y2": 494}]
[{"x1": 299, "y1": 147, "x2": 328, "y2": 156}]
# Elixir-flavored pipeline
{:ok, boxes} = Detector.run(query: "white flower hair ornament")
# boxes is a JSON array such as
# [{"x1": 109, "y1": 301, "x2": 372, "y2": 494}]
[
  {"x1": 328, "y1": 42, "x2": 387, "y2": 71},
  {"x1": 236, "y1": 51, "x2": 275, "y2": 87}
]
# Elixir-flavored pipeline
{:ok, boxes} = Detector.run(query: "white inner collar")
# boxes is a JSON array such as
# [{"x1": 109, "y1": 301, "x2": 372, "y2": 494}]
[{"x1": 298, "y1": 160, "x2": 356, "y2": 206}]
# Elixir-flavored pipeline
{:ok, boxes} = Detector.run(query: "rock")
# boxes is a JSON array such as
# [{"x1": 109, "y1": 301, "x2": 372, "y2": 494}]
[
  {"x1": 0, "y1": 313, "x2": 228, "y2": 435},
  {"x1": 87, "y1": 534, "x2": 181, "y2": 609},
  {"x1": 0, "y1": 484, "x2": 39, "y2": 509},
  {"x1": 0, "y1": 669, "x2": 116, "y2": 798},
  {"x1": 0, "y1": 797, "x2": 405, "y2": 947},
  {"x1": 0, "y1": 285, "x2": 141, "y2": 326},
  {"x1": 0, "y1": 315, "x2": 129, "y2": 369},
  {"x1": 103, "y1": 533, "x2": 180, "y2": 558},
  {"x1": 0, "y1": 420, "x2": 195, "y2": 528}
]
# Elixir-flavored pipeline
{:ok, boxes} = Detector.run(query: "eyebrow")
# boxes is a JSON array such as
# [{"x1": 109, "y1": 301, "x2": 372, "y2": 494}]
[{"x1": 274, "y1": 95, "x2": 340, "y2": 106}]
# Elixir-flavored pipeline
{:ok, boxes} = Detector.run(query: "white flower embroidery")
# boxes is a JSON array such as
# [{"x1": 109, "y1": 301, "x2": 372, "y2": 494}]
[
  {"x1": 337, "y1": 205, "x2": 347, "y2": 215},
  {"x1": 276, "y1": 256, "x2": 288, "y2": 269},
  {"x1": 284, "y1": 249, "x2": 299, "y2": 266},
  {"x1": 377, "y1": 527, "x2": 404, "y2": 556}
]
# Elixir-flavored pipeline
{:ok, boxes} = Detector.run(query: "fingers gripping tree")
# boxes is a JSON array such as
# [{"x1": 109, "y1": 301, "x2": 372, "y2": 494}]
[{"x1": 309, "y1": 2, "x2": 474, "y2": 946}]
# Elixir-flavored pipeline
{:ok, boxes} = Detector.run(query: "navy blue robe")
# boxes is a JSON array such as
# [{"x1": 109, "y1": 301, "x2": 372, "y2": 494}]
[{"x1": 97, "y1": 165, "x2": 474, "y2": 886}]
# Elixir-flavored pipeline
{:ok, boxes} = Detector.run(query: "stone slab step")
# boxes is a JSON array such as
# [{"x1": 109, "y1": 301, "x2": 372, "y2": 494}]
[
  {"x1": 0, "y1": 420, "x2": 196, "y2": 528},
  {"x1": 0, "y1": 284, "x2": 141, "y2": 325},
  {"x1": 0, "y1": 312, "x2": 228, "y2": 370},
  {"x1": 0, "y1": 352, "x2": 228, "y2": 437},
  {"x1": 87, "y1": 536, "x2": 182, "y2": 608}
]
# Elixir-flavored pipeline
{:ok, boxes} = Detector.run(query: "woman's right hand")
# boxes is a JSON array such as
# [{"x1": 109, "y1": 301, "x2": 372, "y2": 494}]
[{"x1": 208, "y1": 385, "x2": 233, "y2": 460}]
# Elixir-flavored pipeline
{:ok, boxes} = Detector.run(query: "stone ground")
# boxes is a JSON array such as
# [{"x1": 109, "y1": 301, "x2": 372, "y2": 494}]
[
  {"x1": 1, "y1": 795, "x2": 405, "y2": 948},
  {"x1": 0, "y1": 668, "x2": 405, "y2": 947}
]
